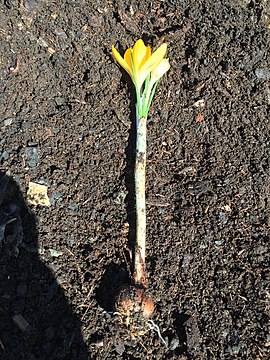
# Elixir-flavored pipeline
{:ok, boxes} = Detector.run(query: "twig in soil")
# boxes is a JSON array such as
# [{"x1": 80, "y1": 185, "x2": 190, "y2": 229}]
[
  {"x1": 79, "y1": 285, "x2": 94, "y2": 321},
  {"x1": 111, "y1": 39, "x2": 170, "y2": 323},
  {"x1": 146, "y1": 200, "x2": 170, "y2": 207}
]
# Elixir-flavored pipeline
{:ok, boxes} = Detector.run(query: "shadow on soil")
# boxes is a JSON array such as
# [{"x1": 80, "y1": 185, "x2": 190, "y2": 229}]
[
  {"x1": 173, "y1": 311, "x2": 189, "y2": 354},
  {"x1": 96, "y1": 74, "x2": 137, "y2": 313},
  {"x1": 96, "y1": 263, "x2": 129, "y2": 312},
  {"x1": 123, "y1": 74, "x2": 137, "y2": 262},
  {"x1": 0, "y1": 172, "x2": 90, "y2": 359}
]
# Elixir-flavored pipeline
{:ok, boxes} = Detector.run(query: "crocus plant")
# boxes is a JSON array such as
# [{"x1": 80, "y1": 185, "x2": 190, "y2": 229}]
[{"x1": 112, "y1": 39, "x2": 170, "y2": 319}]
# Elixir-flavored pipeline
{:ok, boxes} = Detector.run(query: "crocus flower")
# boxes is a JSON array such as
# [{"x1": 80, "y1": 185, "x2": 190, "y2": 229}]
[
  {"x1": 112, "y1": 39, "x2": 167, "y2": 90},
  {"x1": 112, "y1": 39, "x2": 170, "y2": 117}
]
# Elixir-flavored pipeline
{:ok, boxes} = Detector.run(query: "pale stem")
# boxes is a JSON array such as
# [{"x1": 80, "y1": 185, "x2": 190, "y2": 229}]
[
  {"x1": 142, "y1": 79, "x2": 155, "y2": 115},
  {"x1": 134, "y1": 110, "x2": 147, "y2": 287}
]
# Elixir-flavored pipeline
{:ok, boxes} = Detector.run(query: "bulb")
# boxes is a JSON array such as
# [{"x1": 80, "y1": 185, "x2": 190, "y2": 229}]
[{"x1": 115, "y1": 285, "x2": 154, "y2": 320}]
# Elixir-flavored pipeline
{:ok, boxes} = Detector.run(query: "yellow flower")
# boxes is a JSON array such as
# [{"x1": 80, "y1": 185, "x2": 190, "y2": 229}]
[
  {"x1": 112, "y1": 39, "x2": 170, "y2": 118},
  {"x1": 112, "y1": 39, "x2": 168, "y2": 89}
]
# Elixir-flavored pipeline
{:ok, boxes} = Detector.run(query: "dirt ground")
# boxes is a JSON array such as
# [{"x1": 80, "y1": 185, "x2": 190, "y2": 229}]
[{"x1": 0, "y1": 0, "x2": 270, "y2": 359}]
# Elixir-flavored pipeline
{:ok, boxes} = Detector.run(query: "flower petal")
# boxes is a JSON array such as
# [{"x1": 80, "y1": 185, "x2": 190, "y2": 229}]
[
  {"x1": 151, "y1": 58, "x2": 170, "y2": 83},
  {"x1": 124, "y1": 48, "x2": 133, "y2": 73},
  {"x1": 112, "y1": 45, "x2": 133, "y2": 79},
  {"x1": 139, "y1": 45, "x2": 151, "y2": 69},
  {"x1": 140, "y1": 43, "x2": 167, "y2": 84},
  {"x1": 132, "y1": 39, "x2": 147, "y2": 74}
]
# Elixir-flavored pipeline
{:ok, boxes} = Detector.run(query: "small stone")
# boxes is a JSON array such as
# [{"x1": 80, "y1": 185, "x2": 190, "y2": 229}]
[
  {"x1": 27, "y1": 182, "x2": 50, "y2": 207},
  {"x1": 218, "y1": 211, "x2": 227, "y2": 225},
  {"x1": 54, "y1": 96, "x2": 66, "y2": 106},
  {"x1": 48, "y1": 248, "x2": 63, "y2": 257},
  {"x1": 215, "y1": 240, "x2": 224, "y2": 246},
  {"x1": 255, "y1": 68, "x2": 270, "y2": 80},
  {"x1": 194, "y1": 99, "x2": 205, "y2": 108},
  {"x1": 50, "y1": 192, "x2": 64, "y2": 206},
  {"x1": 26, "y1": 147, "x2": 39, "y2": 167},
  {"x1": 68, "y1": 202, "x2": 78, "y2": 212},
  {"x1": 1, "y1": 151, "x2": 9, "y2": 160},
  {"x1": 170, "y1": 337, "x2": 180, "y2": 350},
  {"x1": 3, "y1": 117, "x2": 13, "y2": 126},
  {"x1": 113, "y1": 191, "x2": 126, "y2": 205},
  {"x1": 52, "y1": 192, "x2": 63, "y2": 200}
]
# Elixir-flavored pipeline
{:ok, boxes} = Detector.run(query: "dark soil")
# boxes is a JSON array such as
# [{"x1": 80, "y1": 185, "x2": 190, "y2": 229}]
[{"x1": 1, "y1": 0, "x2": 269, "y2": 359}]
